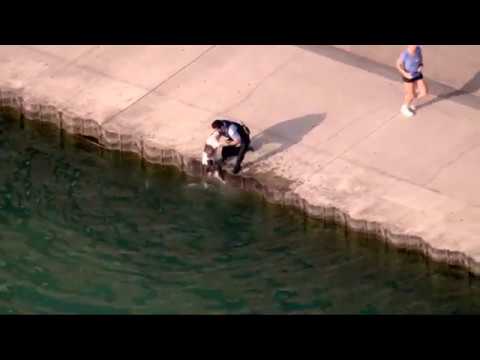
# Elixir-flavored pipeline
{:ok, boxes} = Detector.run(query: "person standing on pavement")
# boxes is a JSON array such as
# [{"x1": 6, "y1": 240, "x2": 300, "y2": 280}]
[{"x1": 396, "y1": 45, "x2": 429, "y2": 118}]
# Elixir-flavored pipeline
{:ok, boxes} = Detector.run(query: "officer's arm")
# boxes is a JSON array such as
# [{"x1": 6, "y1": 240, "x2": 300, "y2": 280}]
[
  {"x1": 227, "y1": 128, "x2": 241, "y2": 146},
  {"x1": 229, "y1": 136, "x2": 241, "y2": 146}
]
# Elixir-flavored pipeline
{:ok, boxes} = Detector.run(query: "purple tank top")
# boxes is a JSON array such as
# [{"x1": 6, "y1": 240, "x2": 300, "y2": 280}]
[{"x1": 401, "y1": 47, "x2": 423, "y2": 77}]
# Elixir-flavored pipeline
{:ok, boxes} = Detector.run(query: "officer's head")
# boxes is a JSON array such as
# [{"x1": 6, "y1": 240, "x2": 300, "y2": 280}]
[{"x1": 211, "y1": 120, "x2": 223, "y2": 129}]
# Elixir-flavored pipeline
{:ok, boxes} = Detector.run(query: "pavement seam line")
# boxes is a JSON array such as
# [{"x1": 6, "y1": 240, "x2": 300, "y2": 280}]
[
  {"x1": 24, "y1": 46, "x2": 214, "y2": 116},
  {"x1": 102, "y1": 45, "x2": 218, "y2": 126},
  {"x1": 321, "y1": 105, "x2": 387, "y2": 146},
  {"x1": 217, "y1": 50, "x2": 303, "y2": 116},
  {"x1": 318, "y1": 111, "x2": 400, "y2": 174},
  {"x1": 21, "y1": 45, "x2": 102, "y2": 87},
  {"x1": 24, "y1": 45, "x2": 155, "y2": 92},
  {"x1": 424, "y1": 141, "x2": 480, "y2": 187}
]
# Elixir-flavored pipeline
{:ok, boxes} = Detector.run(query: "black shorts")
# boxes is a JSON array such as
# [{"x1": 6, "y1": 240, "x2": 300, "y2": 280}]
[{"x1": 402, "y1": 73, "x2": 423, "y2": 83}]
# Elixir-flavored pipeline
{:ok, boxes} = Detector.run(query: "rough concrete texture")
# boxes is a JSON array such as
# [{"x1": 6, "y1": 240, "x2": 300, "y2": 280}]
[{"x1": 1, "y1": 45, "x2": 480, "y2": 274}]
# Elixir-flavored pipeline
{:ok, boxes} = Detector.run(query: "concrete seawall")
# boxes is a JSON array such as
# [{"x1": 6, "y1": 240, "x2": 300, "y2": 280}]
[{"x1": 1, "y1": 45, "x2": 480, "y2": 275}]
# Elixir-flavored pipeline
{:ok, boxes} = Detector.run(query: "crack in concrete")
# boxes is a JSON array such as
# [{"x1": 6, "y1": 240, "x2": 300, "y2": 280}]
[
  {"x1": 340, "y1": 156, "x2": 443, "y2": 196},
  {"x1": 319, "y1": 111, "x2": 400, "y2": 174},
  {"x1": 20, "y1": 45, "x2": 217, "y2": 127},
  {"x1": 322, "y1": 104, "x2": 387, "y2": 145},
  {"x1": 244, "y1": 107, "x2": 400, "y2": 185},
  {"x1": 22, "y1": 45, "x2": 155, "y2": 92},
  {"x1": 21, "y1": 45, "x2": 102, "y2": 86},
  {"x1": 102, "y1": 45, "x2": 218, "y2": 126},
  {"x1": 19, "y1": 46, "x2": 158, "y2": 116},
  {"x1": 218, "y1": 50, "x2": 303, "y2": 116},
  {"x1": 424, "y1": 141, "x2": 480, "y2": 187}
]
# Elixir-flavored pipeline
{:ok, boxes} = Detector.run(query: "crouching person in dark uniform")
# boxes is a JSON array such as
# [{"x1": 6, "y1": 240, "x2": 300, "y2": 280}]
[{"x1": 211, "y1": 119, "x2": 252, "y2": 174}]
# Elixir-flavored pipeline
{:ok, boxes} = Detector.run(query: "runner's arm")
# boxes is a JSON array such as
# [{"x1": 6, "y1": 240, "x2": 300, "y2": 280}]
[
  {"x1": 396, "y1": 56, "x2": 412, "y2": 79},
  {"x1": 418, "y1": 50, "x2": 424, "y2": 73}
]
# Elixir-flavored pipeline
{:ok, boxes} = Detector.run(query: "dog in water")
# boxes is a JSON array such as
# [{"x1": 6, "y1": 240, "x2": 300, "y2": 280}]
[{"x1": 202, "y1": 130, "x2": 225, "y2": 183}]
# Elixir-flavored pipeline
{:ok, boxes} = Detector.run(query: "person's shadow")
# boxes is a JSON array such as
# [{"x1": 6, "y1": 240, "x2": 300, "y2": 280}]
[
  {"x1": 246, "y1": 113, "x2": 326, "y2": 166},
  {"x1": 417, "y1": 71, "x2": 480, "y2": 110}
]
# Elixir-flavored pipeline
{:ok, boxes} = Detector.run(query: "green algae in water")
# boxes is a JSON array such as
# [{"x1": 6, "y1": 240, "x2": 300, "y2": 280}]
[{"x1": 1, "y1": 113, "x2": 480, "y2": 314}]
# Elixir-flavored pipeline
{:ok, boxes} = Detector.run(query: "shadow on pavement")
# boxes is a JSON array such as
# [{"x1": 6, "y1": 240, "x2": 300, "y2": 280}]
[
  {"x1": 417, "y1": 71, "x2": 480, "y2": 110},
  {"x1": 249, "y1": 113, "x2": 326, "y2": 165}
]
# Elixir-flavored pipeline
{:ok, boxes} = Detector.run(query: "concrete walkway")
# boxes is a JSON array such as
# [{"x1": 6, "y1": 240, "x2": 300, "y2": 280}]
[{"x1": 1, "y1": 45, "x2": 480, "y2": 273}]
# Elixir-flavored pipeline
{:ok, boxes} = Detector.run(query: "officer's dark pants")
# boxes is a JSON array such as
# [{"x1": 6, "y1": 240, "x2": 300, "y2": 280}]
[{"x1": 221, "y1": 135, "x2": 251, "y2": 172}]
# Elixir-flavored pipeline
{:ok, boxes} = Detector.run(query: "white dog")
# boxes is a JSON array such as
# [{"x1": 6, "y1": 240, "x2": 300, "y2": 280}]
[{"x1": 202, "y1": 130, "x2": 225, "y2": 183}]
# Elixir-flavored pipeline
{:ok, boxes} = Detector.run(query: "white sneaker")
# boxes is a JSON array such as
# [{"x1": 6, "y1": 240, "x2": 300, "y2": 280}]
[{"x1": 401, "y1": 105, "x2": 414, "y2": 118}]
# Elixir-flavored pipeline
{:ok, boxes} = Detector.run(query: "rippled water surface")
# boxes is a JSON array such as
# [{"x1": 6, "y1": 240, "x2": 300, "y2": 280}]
[{"x1": 1, "y1": 113, "x2": 480, "y2": 314}]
